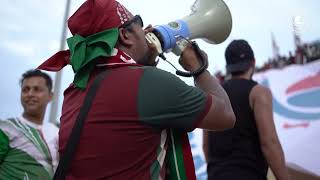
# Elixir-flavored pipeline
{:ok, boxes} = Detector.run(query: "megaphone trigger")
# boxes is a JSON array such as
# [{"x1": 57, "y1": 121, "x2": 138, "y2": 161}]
[{"x1": 172, "y1": 38, "x2": 190, "y2": 56}]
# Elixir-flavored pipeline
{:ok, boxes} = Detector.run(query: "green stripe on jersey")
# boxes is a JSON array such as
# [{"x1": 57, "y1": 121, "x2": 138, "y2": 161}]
[
  {"x1": 0, "y1": 129, "x2": 9, "y2": 162},
  {"x1": 9, "y1": 118, "x2": 52, "y2": 162}
]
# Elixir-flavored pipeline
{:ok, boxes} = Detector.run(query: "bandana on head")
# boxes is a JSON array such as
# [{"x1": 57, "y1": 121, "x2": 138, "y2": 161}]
[
  {"x1": 68, "y1": 0, "x2": 133, "y2": 37},
  {"x1": 38, "y1": 0, "x2": 134, "y2": 89}
]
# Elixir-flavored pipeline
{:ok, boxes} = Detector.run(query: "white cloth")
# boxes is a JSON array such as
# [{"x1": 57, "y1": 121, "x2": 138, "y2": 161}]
[
  {"x1": 42, "y1": 122, "x2": 59, "y2": 171},
  {"x1": 19, "y1": 116, "x2": 59, "y2": 171}
]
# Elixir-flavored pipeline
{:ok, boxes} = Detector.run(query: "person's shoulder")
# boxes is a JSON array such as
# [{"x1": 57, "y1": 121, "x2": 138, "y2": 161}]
[
  {"x1": 141, "y1": 66, "x2": 174, "y2": 76},
  {"x1": 140, "y1": 67, "x2": 185, "y2": 84},
  {"x1": 0, "y1": 117, "x2": 17, "y2": 124},
  {"x1": 252, "y1": 84, "x2": 272, "y2": 96},
  {"x1": 250, "y1": 84, "x2": 272, "y2": 106},
  {"x1": 0, "y1": 117, "x2": 19, "y2": 134}
]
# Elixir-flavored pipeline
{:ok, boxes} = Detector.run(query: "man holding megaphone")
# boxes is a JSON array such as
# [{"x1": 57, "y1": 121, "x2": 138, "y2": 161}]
[{"x1": 38, "y1": 0, "x2": 235, "y2": 179}]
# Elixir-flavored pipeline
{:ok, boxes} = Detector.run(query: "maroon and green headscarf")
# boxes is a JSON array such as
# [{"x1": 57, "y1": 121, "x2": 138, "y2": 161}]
[{"x1": 38, "y1": 0, "x2": 133, "y2": 89}]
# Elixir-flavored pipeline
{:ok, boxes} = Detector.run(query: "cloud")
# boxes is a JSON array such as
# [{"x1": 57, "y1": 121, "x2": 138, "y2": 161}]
[
  {"x1": 5, "y1": 24, "x2": 24, "y2": 32},
  {"x1": 47, "y1": 40, "x2": 61, "y2": 53},
  {"x1": 0, "y1": 38, "x2": 62, "y2": 68},
  {"x1": 1, "y1": 40, "x2": 36, "y2": 58}
]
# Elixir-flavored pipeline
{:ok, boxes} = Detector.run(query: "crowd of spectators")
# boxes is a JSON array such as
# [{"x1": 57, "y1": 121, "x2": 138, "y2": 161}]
[
  {"x1": 215, "y1": 40, "x2": 320, "y2": 82},
  {"x1": 257, "y1": 41, "x2": 320, "y2": 72}
]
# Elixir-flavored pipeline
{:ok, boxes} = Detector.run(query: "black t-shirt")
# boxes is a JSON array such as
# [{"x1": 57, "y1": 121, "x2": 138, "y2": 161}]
[{"x1": 207, "y1": 78, "x2": 268, "y2": 180}]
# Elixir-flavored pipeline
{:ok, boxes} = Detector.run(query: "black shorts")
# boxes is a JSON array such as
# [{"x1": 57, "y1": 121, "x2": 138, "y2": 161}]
[{"x1": 207, "y1": 168, "x2": 267, "y2": 180}]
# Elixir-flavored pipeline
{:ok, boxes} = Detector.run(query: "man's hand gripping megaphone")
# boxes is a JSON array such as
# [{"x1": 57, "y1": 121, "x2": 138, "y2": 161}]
[{"x1": 145, "y1": 27, "x2": 208, "y2": 78}]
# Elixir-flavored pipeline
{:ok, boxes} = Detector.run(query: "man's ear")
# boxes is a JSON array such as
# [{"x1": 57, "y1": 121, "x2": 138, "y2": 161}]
[
  {"x1": 48, "y1": 91, "x2": 54, "y2": 102},
  {"x1": 118, "y1": 28, "x2": 133, "y2": 46},
  {"x1": 251, "y1": 59, "x2": 256, "y2": 67}
]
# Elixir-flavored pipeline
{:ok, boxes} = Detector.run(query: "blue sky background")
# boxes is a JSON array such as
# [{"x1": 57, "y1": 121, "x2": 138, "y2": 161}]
[{"x1": 0, "y1": 0, "x2": 319, "y2": 122}]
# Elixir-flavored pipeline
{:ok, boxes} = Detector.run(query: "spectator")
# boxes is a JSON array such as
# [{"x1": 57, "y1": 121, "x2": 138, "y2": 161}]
[
  {"x1": 0, "y1": 69, "x2": 57, "y2": 180},
  {"x1": 203, "y1": 39, "x2": 289, "y2": 180},
  {"x1": 288, "y1": 51, "x2": 295, "y2": 65}
]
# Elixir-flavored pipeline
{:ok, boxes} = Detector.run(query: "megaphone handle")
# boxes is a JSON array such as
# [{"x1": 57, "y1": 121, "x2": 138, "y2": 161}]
[
  {"x1": 176, "y1": 41, "x2": 208, "y2": 77},
  {"x1": 145, "y1": 33, "x2": 163, "y2": 55}
]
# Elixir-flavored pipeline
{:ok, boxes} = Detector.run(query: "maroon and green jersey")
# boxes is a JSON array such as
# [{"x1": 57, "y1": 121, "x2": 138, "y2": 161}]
[{"x1": 59, "y1": 65, "x2": 211, "y2": 180}]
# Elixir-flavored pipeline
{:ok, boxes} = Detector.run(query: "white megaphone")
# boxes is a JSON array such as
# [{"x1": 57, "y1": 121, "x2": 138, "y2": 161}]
[{"x1": 146, "y1": 0, "x2": 232, "y2": 56}]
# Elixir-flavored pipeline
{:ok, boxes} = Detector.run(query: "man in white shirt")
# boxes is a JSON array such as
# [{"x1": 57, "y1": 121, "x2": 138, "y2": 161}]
[{"x1": 0, "y1": 69, "x2": 58, "y2": 180}]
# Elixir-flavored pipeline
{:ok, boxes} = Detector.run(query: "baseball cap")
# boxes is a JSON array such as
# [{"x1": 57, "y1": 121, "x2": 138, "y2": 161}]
[{"x1": 225, "y1": 39, "x2": 254, "y2": 73}]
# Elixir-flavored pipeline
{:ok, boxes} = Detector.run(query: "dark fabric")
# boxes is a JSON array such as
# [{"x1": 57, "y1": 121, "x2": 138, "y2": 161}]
[
  {"x1": 207, "y1": 78, "x2": 268, "y2": 179},
  {"x1": 207, "y1": 167, "x2": 267, "y2": 180}
]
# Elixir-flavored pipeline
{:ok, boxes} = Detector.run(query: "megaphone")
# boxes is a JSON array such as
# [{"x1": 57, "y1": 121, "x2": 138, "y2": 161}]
[{"x1": 146, "y1": 0, "x2": 232, "y2": 56}]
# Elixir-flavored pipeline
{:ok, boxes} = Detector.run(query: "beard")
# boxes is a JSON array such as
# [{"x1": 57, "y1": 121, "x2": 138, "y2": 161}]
[{"x1": 136, "y1": 49, "x2": 158, "y2": 66}]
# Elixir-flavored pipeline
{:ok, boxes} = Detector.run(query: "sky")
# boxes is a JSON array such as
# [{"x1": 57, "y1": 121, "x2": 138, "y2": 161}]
[{"x1": 0, "y1": 0, "x2": 319, "y2": 122}]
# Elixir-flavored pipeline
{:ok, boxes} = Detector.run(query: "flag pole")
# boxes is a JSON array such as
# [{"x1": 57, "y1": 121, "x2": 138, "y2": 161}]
[{"x1": 49, "y1": 0, "x2": 71, "y2": 125}]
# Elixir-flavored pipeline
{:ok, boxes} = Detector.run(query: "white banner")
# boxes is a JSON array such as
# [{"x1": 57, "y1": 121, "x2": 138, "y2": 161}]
[{"x1": 189, "y1": 60, "x2": 320, "y2": 179}]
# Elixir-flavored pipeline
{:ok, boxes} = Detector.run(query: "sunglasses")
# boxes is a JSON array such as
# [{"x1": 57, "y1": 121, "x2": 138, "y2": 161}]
[{"x1": 120, "y1": 15, "x2": 144, "y2": 29}]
